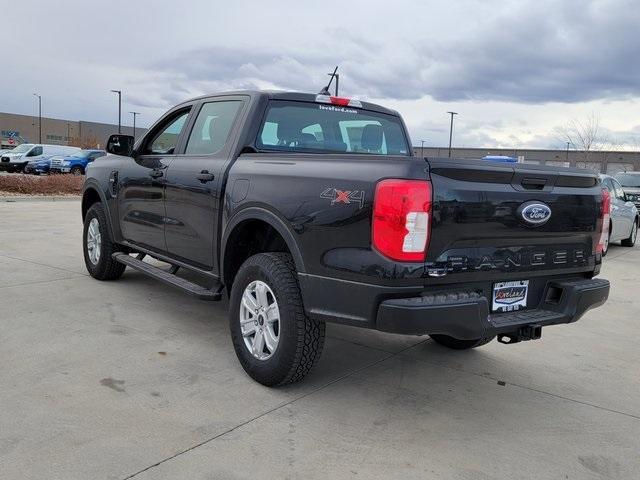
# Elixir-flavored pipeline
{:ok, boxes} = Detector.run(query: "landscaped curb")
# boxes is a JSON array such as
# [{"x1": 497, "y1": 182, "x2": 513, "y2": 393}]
[{"x1": 0, "y1": 195, "x2": 80, "y2": 202}]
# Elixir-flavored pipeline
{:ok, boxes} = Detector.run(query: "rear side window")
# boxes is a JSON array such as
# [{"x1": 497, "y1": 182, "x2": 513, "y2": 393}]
[
  {"x1": 185, "y1": 101, "x2": 242, "y2": 155},
  {"x1": 257, "y1": 100, "x2": 409, "y2": 156}
]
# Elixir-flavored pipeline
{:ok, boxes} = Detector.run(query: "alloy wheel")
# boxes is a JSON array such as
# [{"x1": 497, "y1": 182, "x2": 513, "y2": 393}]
[
  {"x1": 86, "y1": 218, "x2": 101, "y2": 265},
  {"x1": 239, "y1": 280, "x2": 280, "y2": 360}
]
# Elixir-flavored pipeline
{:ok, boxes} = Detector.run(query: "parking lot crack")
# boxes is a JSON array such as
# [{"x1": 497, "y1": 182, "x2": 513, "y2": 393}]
[
  {"x1": 120, "y1": 339, "x2": 428, "y2": 479},
  {"x1": 398, "y1": 348, "x2": 640, "y2": 421},
  {"x1": 0, "y1": 253, "x2": 88, "y2": 277}
]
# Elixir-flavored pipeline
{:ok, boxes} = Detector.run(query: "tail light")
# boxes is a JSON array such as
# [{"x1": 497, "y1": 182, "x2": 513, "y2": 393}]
[
  {"x1": 315, "y1": 94, "x2": 362, "y2": 108},
  {"x1": 372, "y1": 179, "x2": 432, "y2": 262},
  {"x1": 596, "y1": 187, "x2": 611, "y2": 254}
]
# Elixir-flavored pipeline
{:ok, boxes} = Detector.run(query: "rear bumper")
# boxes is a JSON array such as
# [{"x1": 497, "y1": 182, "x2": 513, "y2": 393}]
[{"x1": 376, "y1": 278, "x2": 609, "y2": 339}]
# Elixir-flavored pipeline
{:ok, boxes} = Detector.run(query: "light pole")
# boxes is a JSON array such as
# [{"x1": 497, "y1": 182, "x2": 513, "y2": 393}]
[
  {"x1": 130, "y1": 111, "x2": 140, "y2": 140},
  {"x1": 566, "y1": 141, "x2": 570, "y2": 162},
  {"x1": 111, "y1": 90, "x2": 122, "y2": 133},
  {"x1": 421, "y1": 139, "x2": 426, "y2": 156},
  {"x1": 67, "y1": 122, "x2": 71, "y2": 145},
  {"x1": 33, "y1": 93, "x2": 42, "y2": 143},
  {"x1": 447, "y1": 111, "x2": 458, "y2": 158}
]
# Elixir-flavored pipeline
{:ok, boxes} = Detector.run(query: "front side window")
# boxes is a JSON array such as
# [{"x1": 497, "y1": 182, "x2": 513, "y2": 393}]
[
  {"x1": 612, "y1": 180, "x2": 626, "y2": 200},
  {"x1": 28, "y1": 146, "x2": 43, "y2": 156},
  {"x1": 257, "y1": 100, "x2": 409, "y2": 156},
  {"x1": 145, "y1": 110, "x2": 190, "y2": 155},
  {"x1": 185, "y1": 101, "x2": 242, "y2": 155}
]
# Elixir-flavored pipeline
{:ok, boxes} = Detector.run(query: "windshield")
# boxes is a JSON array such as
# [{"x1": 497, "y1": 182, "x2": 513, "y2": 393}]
[
  {"x1": 70, "y1": 151, "x2": 91, "y2": 159},
  {"x1": 11, "y1": 144, "x2": 34, "y2": 154},
  {"x1": 257, "y1": 100, "x2": 410, "y2": 156},
  {"x1": 615, "y1": 173, "x2": 640, "y2": 187}
]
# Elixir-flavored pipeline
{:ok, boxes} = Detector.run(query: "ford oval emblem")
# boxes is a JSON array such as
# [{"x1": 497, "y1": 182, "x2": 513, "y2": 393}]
[{"x1": 519, "y1": 201, "x2": 552, "y2": 226}]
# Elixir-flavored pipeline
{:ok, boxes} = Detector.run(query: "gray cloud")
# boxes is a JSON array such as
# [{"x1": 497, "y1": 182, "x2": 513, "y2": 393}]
[{"x1": 139, "y1": 0, "x2": 639, "y2": 106}]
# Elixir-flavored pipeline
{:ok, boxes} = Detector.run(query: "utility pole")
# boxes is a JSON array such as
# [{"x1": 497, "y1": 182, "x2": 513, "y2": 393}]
[
  {"x1": 111, "y1": 90, "x2": 122, "y2": 133},
  {"x1": 566, "y1": 141, "x2": 570, "y2": 162},
  {"x1": 67, "y1": 122, "x2": 71, "y2": 145},
  {"x1": 130, "y1": 111, "x2": 140, "y2": 140},
  {"x1": 33, "y1": 93, "x2": 42, "y2": 143},
  {"x1": 447, "y1": 111, "x2": 458, "y2": 158},
  {"x1": 420, "y1": 139, "x2": 426, "y2": 156}
]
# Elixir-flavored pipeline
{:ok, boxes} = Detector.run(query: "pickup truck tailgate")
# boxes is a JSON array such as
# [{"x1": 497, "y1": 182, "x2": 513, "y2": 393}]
[{"x1": 425, "y1": 158, "x2": 602, "y2": 284}]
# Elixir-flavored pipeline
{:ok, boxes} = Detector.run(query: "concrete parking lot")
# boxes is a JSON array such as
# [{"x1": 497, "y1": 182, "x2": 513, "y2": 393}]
[{"x1": 1, "y1": 199, "x2": 639, "y2": 480}]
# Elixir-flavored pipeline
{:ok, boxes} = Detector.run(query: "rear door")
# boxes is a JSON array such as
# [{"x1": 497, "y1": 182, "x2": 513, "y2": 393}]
[
  {"x1": 117, "y1": 107, "x2": 192, "y2": 253},
  {"x1": 163, "y1": 96, "x2": 247, "y2": 271}
]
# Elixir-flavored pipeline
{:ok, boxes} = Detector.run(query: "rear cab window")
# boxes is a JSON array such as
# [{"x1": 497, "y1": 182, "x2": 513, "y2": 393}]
[{"x1": 257, "y1": 100, "x2": 410, "y2": 156}]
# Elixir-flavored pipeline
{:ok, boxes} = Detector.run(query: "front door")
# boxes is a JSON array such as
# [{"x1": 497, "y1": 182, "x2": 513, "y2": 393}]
[
  {"x1": 611, "y1": 178, "x2": 633, "y2": 240},
  {"x1": 117, "y1": 108, "x2": 191, "y2": 253},
  {"x1": 163, "y1": 98, "x2": 246, "y2": 271}
]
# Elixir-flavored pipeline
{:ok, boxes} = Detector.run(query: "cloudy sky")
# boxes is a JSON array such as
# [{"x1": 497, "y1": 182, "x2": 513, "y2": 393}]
[{"x1": 2, "y1": 0, "x2": 639, "y2": 149}]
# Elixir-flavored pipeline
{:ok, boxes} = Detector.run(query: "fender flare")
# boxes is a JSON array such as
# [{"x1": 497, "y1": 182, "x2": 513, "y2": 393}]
[
  {"x1": 82, "y1": 180, "x2": 116, "y2": 240},
  {"x1": 221, "y1": 207, "x2": 306, "y2": 283}
]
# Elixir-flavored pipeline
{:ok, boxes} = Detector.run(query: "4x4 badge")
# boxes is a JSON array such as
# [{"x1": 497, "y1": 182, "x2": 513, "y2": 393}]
[{"x1": 321, "y1": 188, "x2": 365, "y2": 208}]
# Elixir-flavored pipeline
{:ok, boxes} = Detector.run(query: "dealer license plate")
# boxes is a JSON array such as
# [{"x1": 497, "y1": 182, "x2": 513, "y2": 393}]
[{"x1": 492, "y1": 280, "x2": 529, "y2": 312}]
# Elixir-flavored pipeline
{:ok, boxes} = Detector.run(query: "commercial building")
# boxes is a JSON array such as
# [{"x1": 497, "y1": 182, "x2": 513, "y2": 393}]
[
  {"x1": 0, "y1": 112, "x2": 147, "y2": 149},
  {"x1": 415, "y1": 146, "x2": 639, "y2": 174}
]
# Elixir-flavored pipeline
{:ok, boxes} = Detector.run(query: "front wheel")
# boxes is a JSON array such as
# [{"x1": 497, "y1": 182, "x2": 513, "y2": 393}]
[
  {"x1": 229, "y1": 252, "x2": 325, "y2": 386},
  {"x1": 430, "y1": 334, "x2": 495, "y2": 350},
  {"x1": 83, "y1": 203, "x2": 126, "y2": 280},
  {"x1": 621, "y1": 219, "x2": 638, "y2": 247},
  {"x1": 601, "y1": 224, "x2": 612, "y2": 256},
  {"x1": 70, "y1": 166, "x2": 84, "y2": 176}
]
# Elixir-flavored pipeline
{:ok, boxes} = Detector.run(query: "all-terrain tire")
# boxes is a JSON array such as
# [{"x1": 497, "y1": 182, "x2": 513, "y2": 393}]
[
  {"x1": 83, "y1": 203, "x2": 126, "y2": 280},
  {"x1": 229, "y1": 252, "x2": 325, "y2": 386},
  {"x1": 429, "y1": 334, "x2": 495, "y2": 350}
]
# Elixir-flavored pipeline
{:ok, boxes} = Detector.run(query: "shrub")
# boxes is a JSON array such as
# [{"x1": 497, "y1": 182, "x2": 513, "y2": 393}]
[{"x1": 0, "y1": 174, "x2": 83, "y2": 195}]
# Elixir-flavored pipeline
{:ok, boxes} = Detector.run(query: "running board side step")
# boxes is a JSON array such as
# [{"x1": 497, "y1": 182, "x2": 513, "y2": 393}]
[{"x1": 112, "y1": 253, "x2": 222, "y2": 301}]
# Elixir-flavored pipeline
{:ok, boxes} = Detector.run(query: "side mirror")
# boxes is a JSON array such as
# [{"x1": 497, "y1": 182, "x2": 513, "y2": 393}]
[{"x1": 106, "y1": 134, "x2": 135, "y2": 156}]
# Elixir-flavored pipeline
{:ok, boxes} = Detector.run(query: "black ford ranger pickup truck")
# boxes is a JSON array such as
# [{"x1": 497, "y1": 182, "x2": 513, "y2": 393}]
[{"x1": 82, "y1": 91, "x2": 610, "y2": 386}]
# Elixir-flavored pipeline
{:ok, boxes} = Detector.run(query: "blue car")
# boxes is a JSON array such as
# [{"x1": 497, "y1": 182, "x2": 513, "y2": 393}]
[
  {"x1": 24, "y1": 157, "x2": 54, "y2": 174},
  {"x1": 49, "y1": 149, "x2": 106, "y2": 175}
]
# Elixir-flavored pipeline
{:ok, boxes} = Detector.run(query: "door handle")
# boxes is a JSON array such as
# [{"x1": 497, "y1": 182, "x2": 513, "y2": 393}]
[
  {"x1": 196, "y1": 170, "x2": 215, "y2": 183},
  {"x1": 149, "y1": 169, "x2": 164, "y2": 179}
]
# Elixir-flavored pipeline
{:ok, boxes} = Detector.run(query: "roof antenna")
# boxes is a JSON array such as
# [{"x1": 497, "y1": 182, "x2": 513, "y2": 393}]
[{"x1": 319, "y1": 66, "x2": 339, "y2": 96}]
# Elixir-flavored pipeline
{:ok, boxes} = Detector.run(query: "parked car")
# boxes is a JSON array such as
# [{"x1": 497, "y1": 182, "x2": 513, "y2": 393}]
[
  {"x1": 0, "y1": 144, "x2": 81, "y2": 173},
  {"x1": 49, "y1": 150, "x2": 106, "y2": 175},
  {"x1": 614, "y1": 171, "x2": 640, "y2": 210},
  {"x1": 81, "y1": 90, "x2": 609, "y2": 386},
  {"x1": 599, "y1": 174, "x2": 638, "y2": 255},
  {"x1": 24, "y1": 157, "x2": 53, "y2": 175},
  {"x1": 482, "y1": 155, "x2": 518, "y2": 163}
]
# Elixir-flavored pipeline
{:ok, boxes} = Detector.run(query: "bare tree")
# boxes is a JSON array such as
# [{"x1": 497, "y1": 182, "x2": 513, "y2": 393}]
[{"x1": 555, "y1": 112, "x2": 608, "y2": 162}]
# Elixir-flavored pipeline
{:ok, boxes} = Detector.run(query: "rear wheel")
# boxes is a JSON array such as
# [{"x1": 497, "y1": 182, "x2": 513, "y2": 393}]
[
  {"x1": 83, "y1": 203, "x2": 126, "y2": 280},
  {"x1": 430, "y1": 334, "x2": 495, "y2": 350},
  {"x1": 229, "y1": 252, "x2": 325, "y2": 386},
  {"x1": 621, "y1": 219, "x2": 638, "y2": 247}
]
